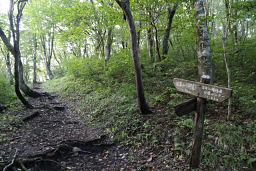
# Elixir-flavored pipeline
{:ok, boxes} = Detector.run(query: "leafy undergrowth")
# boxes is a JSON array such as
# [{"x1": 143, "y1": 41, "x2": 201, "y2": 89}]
[
  {"x1": 42, "y1": 71, "x2": 256, "y2": 170},
  {"x1": 0, "y1": 72, "x2": 17, "y2": 105}
]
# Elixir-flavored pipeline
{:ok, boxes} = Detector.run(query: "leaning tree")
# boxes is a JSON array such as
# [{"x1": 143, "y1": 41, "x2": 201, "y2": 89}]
[
  {"x1": 115, "y1": 0, "x2": 152, "y2": 114},
  {"x1": 0, "y1": 0, "x2": 35, "y2": 108}
]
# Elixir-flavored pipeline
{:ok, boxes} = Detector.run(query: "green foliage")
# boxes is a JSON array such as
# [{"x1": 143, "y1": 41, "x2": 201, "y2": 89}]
[
  {"x1": 0, "y1": 72, "x2": 16, "y2": 104},
  {"x1": 105, "y1": 49, "x2": 134, "y2": 83},
  {"x1": 52, "y1": 66, "x2": 65, "y2": 78},
  {"x1": 63, "y1": 57, "x2": 105, "y2": 83},
  {"x1": 232, "y1": 83, "x2": 256, "y2": 117},
  {"x1": 201, "y1": 121, "x2": 256, "y2": 169}
]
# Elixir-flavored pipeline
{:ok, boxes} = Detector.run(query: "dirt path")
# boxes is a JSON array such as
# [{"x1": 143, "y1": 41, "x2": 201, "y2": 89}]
[{"x1": 0, "y1": 84, "x2": 137, "y2": 170}]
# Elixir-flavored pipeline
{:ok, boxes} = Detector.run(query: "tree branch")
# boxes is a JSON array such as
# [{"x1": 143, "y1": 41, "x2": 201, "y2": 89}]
[{"x1": 0, "y1": 27, "x2": 15, "y2": 55}]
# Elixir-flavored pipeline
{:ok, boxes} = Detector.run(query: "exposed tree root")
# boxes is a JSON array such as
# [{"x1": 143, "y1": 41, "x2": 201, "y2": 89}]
[
  {"x1": 2, "y1": 148, "x2": 18, "y2": 171},
  {"x1": 0, "y1": 135, "x2": 113, "y2": 171},
  {"x1": 53, "y1": 106, "x2": 65, "y2": 111},
  {"x1": 22, "y1": 111, "x2": 40, "y2": 122}
]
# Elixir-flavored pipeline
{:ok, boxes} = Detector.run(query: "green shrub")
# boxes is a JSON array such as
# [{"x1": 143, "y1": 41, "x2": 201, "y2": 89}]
[
  {"x1": 63, "y1": 57, "x2": 105, "y2": 82},
  {"x1": 0, "y1": 72, "x2": 16, "y2": 104},
  {"x1": 105, "y1": 49, "x2": 134, "y2": 83}
]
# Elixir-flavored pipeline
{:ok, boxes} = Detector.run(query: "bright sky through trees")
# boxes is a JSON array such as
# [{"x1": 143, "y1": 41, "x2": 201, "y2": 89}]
[{"x1": 0, "y1": 0, "x2": 9, "y2": 14}]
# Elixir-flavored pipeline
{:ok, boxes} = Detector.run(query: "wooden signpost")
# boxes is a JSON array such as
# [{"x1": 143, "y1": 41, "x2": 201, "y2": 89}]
[
  {"x1": 173, "y1": 76, "x2": 232, "y2": 168},
  {"x1": 173, "y1": 78, "x2": 232, "y2": 103}
]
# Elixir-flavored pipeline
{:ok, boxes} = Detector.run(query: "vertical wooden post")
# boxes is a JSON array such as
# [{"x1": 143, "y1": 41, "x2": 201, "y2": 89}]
[{"x1": 190, "y1": 76, "x2": 210, "y2": 168}]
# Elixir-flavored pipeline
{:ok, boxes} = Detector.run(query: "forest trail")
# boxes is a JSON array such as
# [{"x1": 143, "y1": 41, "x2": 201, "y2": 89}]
[{"x1": 0, "y1": 84, "x2": 136, "y2": 170}]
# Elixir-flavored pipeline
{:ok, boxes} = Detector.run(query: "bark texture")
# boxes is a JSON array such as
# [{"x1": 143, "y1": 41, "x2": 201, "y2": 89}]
[
  {"x1": 147, "y1": 28, "x2": 154, "y2": 62},
  {"x1": 105, "y1": 28, "x2": 113, "y2": 61},
  {"x1": 8, "y1": 0, "x2": 32, "y2": 108},
  {"x1": 33, "y1": 35, "x2": 37, "y2": 84},
  {"x1": 0, "y1": 42, "x2": 13, "y2": 85},
  {"x1": 0, "y1": 1, "x2": 40, "y2": 103},
  {"x1": 115, "y1": 0, "x2": 151, "y2": 114},
  {"x1": 190, "y1": 0, "x2": 213, "y2": 168},
  {"x1": 41, "y1": 32, "x2": 54, "y2": 80},
  {"x1": 162, "y1": 3, "x2": 178, "y2": 58},
  {"x1": 222, "y1": 0, "x2": 232, "y2": 120},
  {"x1": 148, "y1": 11, "x2": 161, "y2": 62},
  {"x1": 194, "y1": 0, "x2": 213, "y2": 83},
  {"x1": 19, "y1": 60, "x2": 41, "y2": 98}
]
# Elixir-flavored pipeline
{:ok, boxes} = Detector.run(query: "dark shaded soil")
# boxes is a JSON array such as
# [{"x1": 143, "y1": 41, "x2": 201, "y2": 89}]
[{"x1": 0, "y1": 84, "x2": 138, "y2": 170}]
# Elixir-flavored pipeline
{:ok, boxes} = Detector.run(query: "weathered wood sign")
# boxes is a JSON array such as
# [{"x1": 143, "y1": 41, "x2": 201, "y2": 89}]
[
  {"x1": 173, "y1": 78, "x2": 232, "y2": 102},
  {"x1": 174, "y1": 98, "x2": 197, "y2": 116},
  {"x1": 173, "y1": 77, "x2": 232, "y2": 169}
]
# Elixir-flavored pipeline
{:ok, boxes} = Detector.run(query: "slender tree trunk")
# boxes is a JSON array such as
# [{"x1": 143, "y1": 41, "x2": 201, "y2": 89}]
[
  {"x1": 136, "y1": 18, "x2": 142, "y2": 53},
  {"x1": 18, "y1": 60, "x2": 41, "y2": 97},
  {"x1": 14, "y1": 51, "x2": 32, "y2": 108},
  {"x1": 83, "y1": 38, "x2": 88, "y2": 57},
  {"x1": 0, "y1": 44, "x2": 13, "y2": 85},
  {"x1": 194, "y1": 0, "x2": 213, "y2": 82},
  {"x1": 147, "y1": 28, "x2": 154, "y2": 62},
  {"x1": 222, "y1": 0, "x2": 233, "y2": 120},
  {"x1": 162, "y1": 2, "x2": 178, "y2": 58},
  {"x1": 147, "y1": 10, "x2": 161, "y2": 62},
  {"x1": 53, "y1": 48, "x2": 60, "y2": 65},
  {"x1": 101, "y1": 33, "x2": 105, "y2": 58},
  {"x1": 6, "y1": 53, "x2": 13, "y2": 85},
  {"x1": 33, "y1": 35, "x2": 37, "y2": 84},
  {"x1": 190, "y1": 0, "x2": 213, "y2": 168},
  {"x1": 105, "y1": 28, "x2": 113, "y2": 61},
  {"x1": 41, "y1": 34, "x2": 54, "y2": 80},
  {"x1": 5, "y1": 0, "x2": 33, "y2": 108},
  {"x1": 6, "y1": 32, "x2": 13, "y2": 85},
  {"x1": 153, "y1": 25, "x2": 161, "y2": 62},
  {"x1": 115, "y1": 0, "x2": 151, "y2": 114},
  {"x1": 24, "y1": 54, "x2": 29, "y2": 82},
  {"x1": 121, "y1": 39, "x2": 126, "y2": 49}
]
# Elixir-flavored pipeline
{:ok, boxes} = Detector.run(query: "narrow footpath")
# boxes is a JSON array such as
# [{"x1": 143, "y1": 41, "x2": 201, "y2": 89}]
[{"x1": 0, "y1": 84, "x2": 137, "y2": 170}]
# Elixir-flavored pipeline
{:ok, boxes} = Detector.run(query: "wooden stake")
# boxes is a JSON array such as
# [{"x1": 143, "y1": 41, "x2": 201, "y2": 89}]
[{"x1": 190, "y1": 76, "x2": 210, "y2": 168}]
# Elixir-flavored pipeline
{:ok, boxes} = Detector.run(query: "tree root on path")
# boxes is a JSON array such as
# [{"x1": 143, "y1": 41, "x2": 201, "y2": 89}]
[
  {"x1": 1, "y1": 135, "x2": 113, "y2": 170},
  {"x1": 22, "y1": 111, "x2": 40, "y2": 122},
  {"x1": 2, "y1": 148, "x2": 18, "y2": 171}
]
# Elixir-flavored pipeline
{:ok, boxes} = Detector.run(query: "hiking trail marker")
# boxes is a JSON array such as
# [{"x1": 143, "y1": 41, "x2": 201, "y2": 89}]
[{"x1": 173, "y1": 76, "x2": 232, "y2": 168}]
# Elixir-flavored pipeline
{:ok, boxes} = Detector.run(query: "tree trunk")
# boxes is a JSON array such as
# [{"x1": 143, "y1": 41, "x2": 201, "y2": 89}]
[
  {"x1": 6, "y1": 53, "x2": 13, "y2": 85},
  {"x1": 148, "y1": 9, "x2": 161, "y2": 62},
  {"x1": 105, "y1": 28, "x2": 113, "y2": 61},
  {"x1": 147, "y1": 28, "x2": 154, "y2": 62},
  {"x1": 153, "y1": 25, "x2": 161, "y2": 62},
  {"x1": 194, "y1": 0, "x2": 213, "y2": 82},
  {"x1": 14, "y1": 51, "x2": 32, "y2": 108},
  {"x1": 190, "y1": 0, "x2": 213, "y2": 168},
  {"x1": 0, "y1": 44, "x2": 13, "y2": 85},
  {"x1": 136, "y1": 18, "x2": 142, "y2": 53},
  {"x1": 115, "y1": 0, "x2": 151, "y2": 114},
  {"x1": 83, "y1": 38, "x2": 88, "y2": 57},
  {"x1": 222, "y1": 0, "x2": 233, "y2": 120},
  {"x1": 53, "y1": 48, "x2": 60, "y2": 65},
  {"x1": 40, "y1": 33, "x2": 54, "y2": 80},
  {"x1": 19, "y1": 60, "x2": 41, "y2": 98},
  {"x1": 4, "y1": 0, "x2": 33, "y2": 108},
  {"x1": 162, "y1": 2, "x2": 178, "y2": 58},
  {"x1": 32, "y1": 35, "x2": 37, "y2": 84}
]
